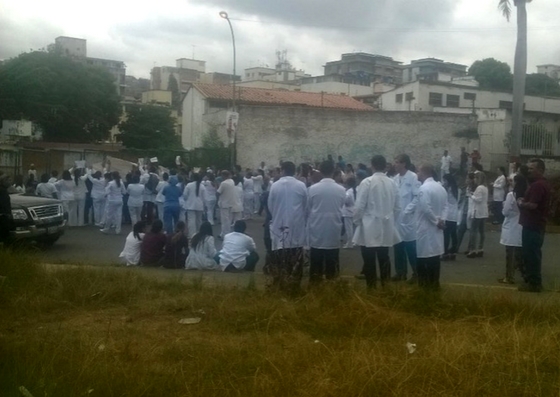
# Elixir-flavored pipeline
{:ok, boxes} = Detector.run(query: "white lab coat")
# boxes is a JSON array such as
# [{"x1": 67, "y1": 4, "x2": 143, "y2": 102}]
[
  {"x1": 470, "y1": 185, "x2": 489, "y2": 218},
  {"x1": 232, "y1": 183, "x2": 244, "y2": 214},
  {"x1": 408, "y1": 178, "x2": 448, "y2": 258},
  {"x1": 217, "y1": 179, "x2": 237, "y2": 209},
  {"x1": 441, "y1": 155, "x2": 452, "y2": 174},
  {"x1": 500, "y1": 192, "x2": 522, "y2": 247},
  {"x1": 36, "y1": 182, "x2": 57, "y2": 198},
  {"x1": 183, "y1": 182, "x2": 206, "y2": 211},
  {"x1": 119, "y1": 232, "x2": 145, "y2": 266},
  {"x1": 185, "y1": 236, "x2": 219, "y2": 270},
  {"x1": 219, "y1": 232, "x2": 256, "y2": 270},
  {"x1": 268, "y1": 176, "x2": 308, "y2": 250},
  {"x1": 445, "y1": 190, "x2": 459, "y2": 223},
  {"x1": 393, "y1": 170, "x2": 420, "y2": 242},
  {"x1": 127, "y1": 183, "x2": 145, "y2": 208},
  {"x1": 342, "y1": 188, "x2": 355, "y2": 218},
  {"x1": 252, "y1": 175, "x2": 263, "y2": 194},
  {"x1": 353, "y1": 172, "x2": 401, "y2": 248},
  {"x1": 307, "y1": 178, "x2": 346, "y2": 249},
  {"x1": 87, "y1": 175, "x2": 107, "y2": 200},
  {"x1": 493, "y1": 175, "x2": 507, "y2": 202}
]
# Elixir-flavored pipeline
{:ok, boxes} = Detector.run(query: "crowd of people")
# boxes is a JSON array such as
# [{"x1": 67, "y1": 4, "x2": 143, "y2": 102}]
[{"x1": 0, "y1": 151, "x2": 552, "y2": 293}]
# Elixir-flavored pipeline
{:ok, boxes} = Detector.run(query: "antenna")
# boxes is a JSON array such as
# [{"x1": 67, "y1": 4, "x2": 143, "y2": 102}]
[{"x1": 192, "y1": 45, "x2": 196, "y2": 59}]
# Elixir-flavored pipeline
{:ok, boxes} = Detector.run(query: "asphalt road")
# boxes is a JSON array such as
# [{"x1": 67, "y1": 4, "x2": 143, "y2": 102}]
[{"x1": 39, "y1": 216, "x2": 560, "y2": 289}]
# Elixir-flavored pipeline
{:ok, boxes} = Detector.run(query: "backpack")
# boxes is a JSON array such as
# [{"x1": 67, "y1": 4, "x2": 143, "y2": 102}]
[{"x1": 145, "y1": 173, "x2": 159, "y2": 193}]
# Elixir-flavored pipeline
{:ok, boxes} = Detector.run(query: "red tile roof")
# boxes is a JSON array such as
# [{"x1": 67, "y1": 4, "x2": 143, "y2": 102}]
[{"x1": 191, "y1": 83, "x2": 374, "y2": 111}]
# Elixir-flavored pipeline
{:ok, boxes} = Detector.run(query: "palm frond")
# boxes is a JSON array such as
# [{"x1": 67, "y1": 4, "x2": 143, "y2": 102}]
[{"x1": 498, "y1": 0, "x2": 512, "y2": 21}]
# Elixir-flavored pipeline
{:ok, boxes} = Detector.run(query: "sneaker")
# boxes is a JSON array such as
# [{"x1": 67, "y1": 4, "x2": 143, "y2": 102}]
[
  {"x1": 476, "y1": 251, "x2": 484, "y2": 258},
  {"x1": 466, "y1": 251, "x2": 477, "y2": 258},
  {"x1": 497, "y1": 278, "x2": 515, "y2": 285}
]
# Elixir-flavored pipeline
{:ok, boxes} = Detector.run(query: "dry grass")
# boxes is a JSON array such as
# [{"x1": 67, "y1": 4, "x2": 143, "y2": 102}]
[{"x1": 1, "y1": 249, "x2": 560, "y2": 396}]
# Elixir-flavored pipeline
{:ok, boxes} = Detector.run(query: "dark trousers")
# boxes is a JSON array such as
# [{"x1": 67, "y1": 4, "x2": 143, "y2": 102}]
[
  {"x1": 269, "y1": 248, "x2": 304, "y2": 293},
  {"x1": 417, "y1": 256, "x2": 441, "y2": 290},
  {"x1": 309, "y1": 248, "x2": 339, "y2": 283},
  {"x1": 522, "y1": 228, "x2": 545, "y2": 288},
  {"x1": 492, "y1": 201, "x2": 504, "y2": 223},
  {"x1": 468, "y1": 218, "x2": 486, "y2": 251},
  {"x1": 142, "y1": 201, "x2": 155, "y2": 224},
  {"x1": 360, "y1": 246, "x2": 390, "y2": 288},
  {"x1": 223, "y1": 251, "x2": 259, "y2": 272},
  {"x1": 84, "y1": 192, "x2": 93, "y2": 224},
  {"x1": 393, "y1": 240, "x2": 417, "y2": 277},
  {"x1": 505, "y1": 246, "x2": 523, "y2": 281},
  {"x1": 122, "y1": 194, "x2": 131, "y2": 224},
  {"x1": 444, "y1": 221, "x2": 458, "y2": 254}
]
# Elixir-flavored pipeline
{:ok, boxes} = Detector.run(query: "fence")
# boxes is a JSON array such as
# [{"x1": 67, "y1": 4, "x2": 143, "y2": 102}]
[{"x1": 521, "y1": 124, "x2": 560, "y2": 157}]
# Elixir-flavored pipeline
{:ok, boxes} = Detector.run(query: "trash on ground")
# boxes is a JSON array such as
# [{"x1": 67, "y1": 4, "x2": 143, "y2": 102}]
[
  {"x1": 179, "y1": 317, "x2": 202, "y2": 325},
  {"x1": 406, "y1": 342, "x2": 417, "y2": 354}
]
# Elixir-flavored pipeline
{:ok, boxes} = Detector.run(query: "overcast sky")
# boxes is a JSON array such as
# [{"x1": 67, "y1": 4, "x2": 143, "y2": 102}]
[{"x1": 1, "y1": 0, "x2": 559, "y2": 79}]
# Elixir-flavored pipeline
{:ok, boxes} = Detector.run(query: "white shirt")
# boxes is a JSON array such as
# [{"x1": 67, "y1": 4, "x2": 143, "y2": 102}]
[
  {"x1": 219, "y1": 232, "x2": 256, "y2": 270},
  {"x1": 127, "y1": 183, "x2": 145, "y2": 207},
  {"x1": 353, "y1": 172, "x2": 401, "y2": 248},
  {"x1": 500, "y1": 192, "x2": 522, "y2": 247},
  {"x1": 183, "y1": 181, "x2": 206, "y2": 211},
  {"x1": 105, "y1": 180, "x2": 126, "y2": 202},
  {"x1": 73, "y1": 175, "x2": 88, "y2": 200},
  {"x1": 407, "y1": 178, "x2": 448, "y2": 258},
  {"x1": 441, "y1": 155, "x2": 452, "y2": 172},
  {"x1": 55, "y1": 180, "x2": 75, "y2": 201},
  {"x1": 307, "y1": 178, "x2": 346, "y2": 249},
  {"x1": 252, "y1": 175, "x2": 263, "y2": 194},
  {"x1": 87, "y1": 176, "x2": 107, "y2": 200},
  {"x1": 493, "y1": 175, "x2": 507, "y2": 202},
  {"x1": 119, "y1": 232, "x2": 145, "y2": 265},
  {"x1": 268, "y1": 176, "x2": 308, "y2": 250},
  {"x1": 470, "y1": 185, "x2": 489, "y2": 218},
  {"x1": 342, "y1": 188, "x2": 355, "y2": 218},
  {"x1": 217, "y1": 179, "x2": 237, "y2": 209},
  {"x1": 202, "y1": 180, "x2": 216, "y2": 200},
  {"x1": 185, "y1": 236, "x2": 219, "y2": 270},
  {"x1": 445, "y1": 190, "x2": 459, "y2": 223},
  {"x1": 232, "y1": 183, "x2": 244, "y2": 213},
  {"x1": 155, "y1": 181, "x2": 168, "y2": 203},
  {"x1": 48, "y1": 177, "x2": 58, "y2": 184},
  {"x1": 243, "y1": 177, "x2": 254, "y2": 195},
  {"x1": 140, "y1": 172, "x2": 159, "y2": 202},
  {"x1": 36, "y1": 182, "x2": 57, "y2": 198},
  {"x1": 393, "y1": 170, "x2": 420, "y2": 242}
]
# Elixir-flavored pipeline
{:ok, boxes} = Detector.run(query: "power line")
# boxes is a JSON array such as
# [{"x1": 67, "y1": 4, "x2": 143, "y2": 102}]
[{"x1": 230, "y1": 17, "x2": 560, "y2": 33}]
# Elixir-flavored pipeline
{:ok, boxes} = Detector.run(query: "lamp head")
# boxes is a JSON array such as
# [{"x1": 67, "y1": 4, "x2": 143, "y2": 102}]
[{"x1": 219, "y1": 11, "x2": 228, "y2": 19}]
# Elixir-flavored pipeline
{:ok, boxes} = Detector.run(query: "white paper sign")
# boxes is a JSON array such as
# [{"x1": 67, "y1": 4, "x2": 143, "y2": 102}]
[
  {"x1": 150, "y1": 157, "x2": 158, "y2": 163},
  {"x1": 138, "y1": 158, "x2": 144, "y2": 167},
  {"x1": 75, "y1": 160, "x2": 86, "y2": 169},
  {"x1": 175, "y1": 155, "x2": 182, "y2": 166}
]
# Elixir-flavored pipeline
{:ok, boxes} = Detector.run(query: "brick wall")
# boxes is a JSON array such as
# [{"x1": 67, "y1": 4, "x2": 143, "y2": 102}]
[{"x1": 236, "y1": 107, "x2": 478, "y2": 170}]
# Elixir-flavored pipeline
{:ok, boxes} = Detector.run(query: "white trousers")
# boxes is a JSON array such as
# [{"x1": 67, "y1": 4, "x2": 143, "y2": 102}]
[
  {"x1": 205, "y1": 199, "x2": 216, "y2": 225},
  {"x1": 187, "y1": 210, "x2": 203, "y2": 239},
  {"x1": 103, "y1": 201, "x2": 123, "y2": 234},
  {"x1": 129, "y1": 205, "x2": 143, "y2": 226},
  {"x1": 64, "y1": 199, "x2": 78, "y2": 226},
  {"x1": 92, "y1": 198, "x2": 105, "y2": 226},
  {"x1": 231, "y1": 211, "x2": 242, "y2": 225},
  {"x1": 75, "y1": 197, "x2": 86, "y2": 226},
  {"x1": 253, "y1": 193, "x2": 261, "y2": 214},
  {"x1": 156, "y1": 202, "x2": 164, "y2": 221},
  {"x1": 220, "y1": 207, "x2": 232, "y2": 237},
  {"x1": 343, "y1": 216, "x2": 354, "y2": 248},
  {"x1": 243, "y1": 194, "x2": 254, "y2": 219}
]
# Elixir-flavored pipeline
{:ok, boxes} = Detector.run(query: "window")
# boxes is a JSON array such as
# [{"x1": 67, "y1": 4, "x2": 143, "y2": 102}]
[
  {"x1": 405, "y1": 92, "x2": 414, "y2": 101},
  {"x1": 464, "y1": 92, "x2": 476, "y2": 101},
  {"x1": 447, "y1": 94, "x2": 460, "y2": 108},
  {"x1": 395, "y1": 93, "x2": 403, "y2": 103},
  {"x1": 499, "y1": 100, "x2": 513, "y2": 109},
  {"x1": 429, "y1": 92, "x2": 443, "y2": 106}
]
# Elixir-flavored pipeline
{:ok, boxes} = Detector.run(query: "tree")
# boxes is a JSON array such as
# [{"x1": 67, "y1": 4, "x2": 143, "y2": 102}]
[
  {"x1": 499, "y1": 0, "x2": 533, "y2": 158},
  {"x1": 468, "y1": 58, "x2": 513, "y2": 91},
  {"x1": 201, "y1": 125, "x2": 225, "y2": 149},
  {"x1": 167, "y1": 74, "x2": 181, "y2": 112},
  {"x1": 117, "y1": 104, "x2": 180, "y2": 150},
  {"x1": 525, "y1": 73, "x2": 560, "y2": 97},
  {"x1": 0, "y1": 51, "x2": 120, "y2": 142}
]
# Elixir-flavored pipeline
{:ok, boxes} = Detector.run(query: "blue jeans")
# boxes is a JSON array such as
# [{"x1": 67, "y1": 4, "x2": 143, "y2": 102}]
[
  {"x1": 393, "y1": 240, "x2": 417, "y2": 277},
  {"x1": 163, "y1": 205, "x2": 180, "y2": 234}
]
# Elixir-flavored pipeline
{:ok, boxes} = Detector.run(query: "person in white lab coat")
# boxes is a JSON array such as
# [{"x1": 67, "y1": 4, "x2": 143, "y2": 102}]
[
  {"x1": 140, "y1": 166, "x2": 159, "y2": 223},
  {"x1": 342, "y1": 177, "x2": 356, "y2": 249},
  {"x1": 440, "y1": 150, "x2": 452, "y2": 178},
  {"x1": 498, "y1": 174, "x2": 527, "y2": 284},
  {"x1": 307, "y1": 161, "x2": 346, "y2": 283},
  {"x1": 353, "y1": 155, "x2": 401, "y2": 289},
  {"x1": 217, "y1": 171, "x2": 236, "y2": 238},
  {"x1": 202, "y1": 174, "x2": 217, "y2": 225},
  {"x1": 406, "y1": 164, "x2": 448, "y2": 290},
  {"x1": 218, "y1": 220, "x2": 259, "y2": 272},
  {"x1": 231, "y1": 176, "x2": 244, "y2": 225},
  {"x1": 442, "y1": 174, "x2": 459, "y2": 261},
  {"x1": 55, "y1": 170, "x2": 76, "y2": 226},
  {"x1": 101, "y1": 171, "x2": 126, "y2": 235},
  {"x1": 183, "y1": 173, "x2": 206, "y2": 239},
  {"x1": 48, "y1": 170, "x2": 58, "y2": 185},
  {"x1": 392, "y1": 154, "x2": 420, "y2": 282},
  {"x1": 252, "y1": 170, "x2": 264, "y2": 215},
  {"x1": 155, "y1": 172, "x2": 169, "y2": 222},
  {"x1": 267, "y1": 161, "x2": 308, "y2": 291},
  {"x1": 87, "y1": 171, "x2": 107, "y2": 227},
  {"x1": 492, "y1": 166, "x2": 508, "y2": 224},
  {"x1": 243, "y1": 171, "x2": 254, "y2": 219},
  {"x1": 71, "y1": 168, "x2": 88, "y2": 227},
  {"x1": 185, "y1": 221, "x2": 219, "y2": 270},
  {"x1": 127, "y1": 174, "x2": 145, "y2": 226},
  {"x1": 467, "y1": 171, "x2": 489, "y2": 258},
  {"x1": 119, "y1": 221, "x2": 147, "y2": 266}
]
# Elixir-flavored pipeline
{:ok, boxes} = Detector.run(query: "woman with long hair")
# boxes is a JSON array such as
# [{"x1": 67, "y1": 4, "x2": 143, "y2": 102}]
[
  {"x1": 127, "y1": 173, "x2": 145, "y2": 226},
  {"x1": 119, "y1": 221, "x2": 147, "y2": 266},
  {"x1": 163, "y1": 221, "x2": 189, "y2": 269},
  {"x1": 72, "y1": 168, "x2": 88, "y2": 226},
  {"x1": 55, "y1": 170, "x2": 76, "y2": 226},
  {"x1": 466, "y1": 171, "x2": 489, "y2": 258},
  {"x1": 185, "y1": 221, "x2": 219, "y2": 270},
  {"x1": 183, "y1": 172, "x2": 206, "y2": 238},
  {"x1": 492, "y1": 166, "x2": 508, "y2": 224},
  {"x1": 101, "y1": 171, "x2": 126, "y2": 235},
  {"x1": 442, "y1": 174, "x2": 459, "y2": 261},
  {"x1": 12, "y1": 174, "x2": 25, "y2": 193},
  {"x1": 342, "y1": 177, "x2": 356, "y2": 249},
  {"x1": 498, "y1": 174, "x2": 528, "y2": 284},
  {"x1": 202, "y1": 173, "x2": 217, "y2": 225},
  {"x1": 87, "y1": 171, "x2": 107, "y2": 227}
]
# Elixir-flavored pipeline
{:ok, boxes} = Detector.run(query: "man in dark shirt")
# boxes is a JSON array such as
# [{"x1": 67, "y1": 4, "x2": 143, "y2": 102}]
[{"x1": 517, "y1": 158, "x2": 550, "y2": 292}]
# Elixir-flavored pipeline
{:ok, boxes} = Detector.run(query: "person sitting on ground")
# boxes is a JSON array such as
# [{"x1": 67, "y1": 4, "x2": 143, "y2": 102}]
[
  {"x1": 119, "y1": 221, "x2": 147, "y2": 266},
  {"x1": 36, "y1": 173, "x2": 58, "y2": 199},
  {"x1": 163, "y1": 221, "x2": 189, "y2": 269},
  {"x1": 218, "y1": 220, "x2": 259, "y2": 272},
  {"x1": 185, "y1": 221, "x2": 219, "y2": 270},
  {"x1": 140, "y1": 219, "x2": 167, "y2": 266}
]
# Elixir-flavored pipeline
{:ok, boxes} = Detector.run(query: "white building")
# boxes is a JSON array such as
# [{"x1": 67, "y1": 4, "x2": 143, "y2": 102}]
[
  {"x1": 537, "y1": 64, "x2": 560, "y2": 81},
  {"x1": 53, "y1": 36, "x2": 87, "y2": 58},
  {"x1": 401, "y1": 58, "x2": 467, "y2": 84}
]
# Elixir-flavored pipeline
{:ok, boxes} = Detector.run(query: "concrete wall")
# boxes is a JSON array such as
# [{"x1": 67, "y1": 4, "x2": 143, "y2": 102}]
[
  {"x1": 300, "y1": 81, "x2": 375, "y2": 97},
  {"x1": 235, "y1": 108, "x2": 478, "y2": 170}
]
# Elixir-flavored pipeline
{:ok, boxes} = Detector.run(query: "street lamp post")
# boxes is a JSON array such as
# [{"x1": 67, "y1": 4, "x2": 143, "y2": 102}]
[{"x1": 219, "y1": 11, "x2": 237, "y2": 170}]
